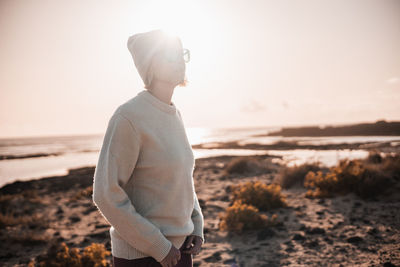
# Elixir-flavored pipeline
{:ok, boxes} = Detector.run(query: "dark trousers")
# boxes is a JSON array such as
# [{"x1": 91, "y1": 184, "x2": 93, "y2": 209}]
[{"x1": 112, "y1": 240, "x2": 193, "y2": 267}]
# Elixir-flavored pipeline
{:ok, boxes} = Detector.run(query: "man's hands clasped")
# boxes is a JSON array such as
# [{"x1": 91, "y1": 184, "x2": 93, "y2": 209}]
[{"x1": 160, "y1": 235, "x2": 203, "y2": 267}]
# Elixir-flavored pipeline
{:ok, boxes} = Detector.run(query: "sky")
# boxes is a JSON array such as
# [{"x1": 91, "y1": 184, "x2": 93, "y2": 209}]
[{"x1": 0, "y1": 0, "x2": 399, "y2": 138}]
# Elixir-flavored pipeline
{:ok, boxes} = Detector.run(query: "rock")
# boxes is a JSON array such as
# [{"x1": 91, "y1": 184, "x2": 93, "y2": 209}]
[
  {"x1": 304, "y1": 239, "x2": 319, "y2": 248},
  {"x1": 362, "y1": 219, "x2": 370, "y2": 224},
  {"x1": 285, "y1": 246, "x2": 296, "y2": 253},
  {"x1": 275, "y1": 223, "x2": 286, "y2": 231},
  {"x1": 305, "y1": 227, "x2": 325, "y2": 235},
  {"x1": 223, "y1": 258, "x2": 238, "y2": 265},
  {"x1": 69, "y1": 214, "x2": 81, "y2": 223},
  {"x1": 95, "y1": 224, "x2": 110, "y2": 229},
  {"x1": 204, "y1": 251, "x2": 222, "y2": 262},
  {"x1": 83, "y1": 205, "x2": 97, "y2": 215},
  {"x1": 225, "y1": 185, "x2": 233, "y2": 193},
  {"x1": 383, "y1": 261, "x2": 397, "y2": 267},
  {"x1": 323, "y1": 236, "x2": 333, "y2": 244},
  {"x1": 316, "y1": 210, "x2": 325, "y2": 215},
  {"x1": 346, "y1": 236, "x2": 363, "y2": 243},
  {"x1": 257, "y1": 228, "x2": 276, "y2": 240},
  {"x1": 88, "y1": 231, "x2": 108, "y2": 239},
  {"x1": 55, "y1": 206, "x2": 63, "y2": 214},
  {"x1": 292, "y1": 233, "x2": 306, "y2": 241},
  {"x1": 332, "y1": 221, "x2": 344, "y2": 229},
  {"x1": 220, "y1": 195, "x2": 230, "y2": 202}
]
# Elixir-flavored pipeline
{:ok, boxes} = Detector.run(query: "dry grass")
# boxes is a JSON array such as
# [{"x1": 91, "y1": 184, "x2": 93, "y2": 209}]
[
  {"x1": 218, "y1": 199, "x2": 278, "y2": 233},
  {"x1": 223, "y1": 156, "x2": 259, "y2": 175},
  {"x1": 219, "y1": 180, "x2": 285, "y2": 233},
  {"x1": 380, "y1": 153, "x2": 400, "y2": 181},
  {"x1": 0, "y1": 189, "x2": 44, "y2": 214},
  {"x1": 29, "y1": 241, "x2": 110, "y2": 267},
  {"x1": 70, "y1": 186, "x2": 93, "y2": 202},
  {"x1": 0, "y1": 210, "x2": 49, "y2": 229},
  {"x1": 7, "y1": 230, "x2": 49, "y2": 245},
  {"x1": 278, "y1": 162, "x2": 323, "y2": 189},
  {"x1": 304, "y1": 154, "x2": 397, "y2": 199},
  {"x1": 229, "y1": 181, "x2": 287, "y2": 211},
  {"x1": 0, "y1": 188, "x2": 49, "y2": 229}
]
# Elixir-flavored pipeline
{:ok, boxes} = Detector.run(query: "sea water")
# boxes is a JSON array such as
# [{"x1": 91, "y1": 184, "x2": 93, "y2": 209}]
[{"x1": 0, "y1": 127, "x2": 399, "y2": 188}]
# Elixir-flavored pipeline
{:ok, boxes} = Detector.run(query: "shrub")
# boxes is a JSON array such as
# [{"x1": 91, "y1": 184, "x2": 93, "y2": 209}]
[
  {"x1": 0, "y1": 211, "x2": 49, "y2": 229},
  {"x1": 29, "y1": 241, "x2": 110, "y2": 267},
  {"x1": 33, "y1": 241, "x2": 81, "y2": 267},
  {"x1": 81, "y1": 243, "x2": 110, "y2": 267},
  {"x1": 0, "y1": 190, "x2": 44, "y2": 214},
  {"x1": 380, "y1": 153, "x2": 400, "y2": 181},
  {"x1": 8, "y1": 230, "x2": 48, "y2": 245},
  {"x1": 230, "y1": 181, "x2": 287, "y2": 211},
  {"x1": 71, "y1": 186, "x2": 93, "y2": 202},
  {"x1": 224, "y1": 156, "x2": 257, "y2": 175},
  {"x1": 365, "y1": 150, "x2": 383, "y2": 164},
  {"x1": 354, "y1": 165, "x2": 393, "y2": 199},
  {"x1": 304, "y1": 158, "x2": 394, "y2": 199},
  {"x1": 278, "y1": 162, "x2": 322, "y2": 189},
  {"x1": 218, "y1": 199, "x2": 278, "y2": 233}
]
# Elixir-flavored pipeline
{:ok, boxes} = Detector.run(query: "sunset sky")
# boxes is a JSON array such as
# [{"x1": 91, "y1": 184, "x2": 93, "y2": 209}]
[{"x1": 1, "y1": 0, "x2": 399, "y2": 138}]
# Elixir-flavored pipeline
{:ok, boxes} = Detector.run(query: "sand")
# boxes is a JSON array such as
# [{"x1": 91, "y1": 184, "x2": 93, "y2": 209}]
[{"x1": 0, "y1": 151, "x2": 399, "y2": 266}]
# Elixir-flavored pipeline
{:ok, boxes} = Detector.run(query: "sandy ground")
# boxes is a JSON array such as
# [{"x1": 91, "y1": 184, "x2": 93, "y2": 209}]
[{"x1": 0, "y1": 150, "x2": 399, "y2": 266}]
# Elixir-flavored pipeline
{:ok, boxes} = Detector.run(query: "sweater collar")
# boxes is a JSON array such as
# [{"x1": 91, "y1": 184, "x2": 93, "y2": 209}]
[{"x1": 139, "y1": 89, "x2": 177, "y2": 115}]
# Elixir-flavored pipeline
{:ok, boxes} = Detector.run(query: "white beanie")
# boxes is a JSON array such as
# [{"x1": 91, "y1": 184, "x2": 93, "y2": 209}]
[{"x1": 127, "y1": 29, "x2": 177, "y2": 87}]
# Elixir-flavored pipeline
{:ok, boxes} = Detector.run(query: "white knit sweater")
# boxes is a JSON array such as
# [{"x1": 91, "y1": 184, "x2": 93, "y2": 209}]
[{"x1": 92, "y1": 89, "x2": 205, "y2": 262}]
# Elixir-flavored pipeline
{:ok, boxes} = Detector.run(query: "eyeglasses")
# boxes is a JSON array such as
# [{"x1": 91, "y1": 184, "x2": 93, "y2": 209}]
[
  {"x1": 183, "y1": 48, "x2": 190, "y2": 63},
  {"x1": 163, "y1": 48, "x2": 190, "y2": 63}
]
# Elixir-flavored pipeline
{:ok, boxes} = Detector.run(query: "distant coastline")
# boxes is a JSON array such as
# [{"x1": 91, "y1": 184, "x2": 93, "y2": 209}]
[{"x1": 263, "y1": 120, "x2": 400, "y2": 137}]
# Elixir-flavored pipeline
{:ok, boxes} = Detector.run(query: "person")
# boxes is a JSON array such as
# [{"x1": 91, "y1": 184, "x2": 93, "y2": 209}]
[{"x1": 92, "y1": 29, "x2": 205, "y2": 267}]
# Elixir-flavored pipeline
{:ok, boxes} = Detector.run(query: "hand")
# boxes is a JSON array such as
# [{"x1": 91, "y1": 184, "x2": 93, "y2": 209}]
[
  {"x1": 160, "y1": 245, "x2": 181, "y2": 267},
  {"x1": 181, "y1": 235, "x2": 203, "y2": 255}
]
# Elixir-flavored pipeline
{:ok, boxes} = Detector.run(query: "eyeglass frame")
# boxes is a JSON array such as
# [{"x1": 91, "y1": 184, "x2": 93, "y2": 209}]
[
  {"x1": 183, "y1": 48, "x2": 190, "y2": 63},
  {"x1": 161, "y1": 48, "x2": 190, "y2": 63}
]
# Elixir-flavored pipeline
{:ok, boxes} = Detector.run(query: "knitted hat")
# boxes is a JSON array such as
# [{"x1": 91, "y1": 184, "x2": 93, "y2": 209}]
[{"x1": 127, "y1": 29, "x2": 178, "y2": 87}]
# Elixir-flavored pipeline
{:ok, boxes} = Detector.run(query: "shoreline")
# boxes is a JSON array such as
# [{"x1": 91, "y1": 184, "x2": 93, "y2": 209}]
[
  {"x1": 1, "y1": 140, "x2": 399, "y2": 191},
  {"x1": 2, "y1": 136, "x2": 400, "y2": 162}
]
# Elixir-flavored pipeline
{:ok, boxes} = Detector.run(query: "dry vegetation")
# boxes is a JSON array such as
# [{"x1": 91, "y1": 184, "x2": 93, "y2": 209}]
[
  {"x1": 230, "y1": 181, "x2": 287, "y2": 211},
  {"x1": 218, "y1": 199, "x2": 278, "y2": 233},
  {"x1": 275, "y1": 151, "x2": 400, "y2": 200},
  {"x1": 1, "y1": 149, "x2": 399, "y2": 266},
  {"x1": 218, "y1": 180, "x2": 286, "y2": 233},
  {"x1": 0, "y1": 189, "x2": 49, "y2": 230},
  {"x1": 28, "y1": 241, "x2": 110, "y2": 267},
  {"x1": 304, "y1": 151, "x2": 399, "y2": 199},
  {"x1": 223, "y1": 156, "x2": 260, "y2": 175},
  {"x1": 218, "y1": 151, "x2": 400, "y2": 235},
  {"x1": 278, "y1": 162, "x2": 324, "y2": 189},
  {"x1": 70, "y1": 186, "x2": 93, "y2": 202}
]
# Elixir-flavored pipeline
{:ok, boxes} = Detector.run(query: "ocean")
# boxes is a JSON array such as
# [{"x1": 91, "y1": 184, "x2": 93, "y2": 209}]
[{"x1": 1, "y1": 126, "x2": 399, "y2": 188}]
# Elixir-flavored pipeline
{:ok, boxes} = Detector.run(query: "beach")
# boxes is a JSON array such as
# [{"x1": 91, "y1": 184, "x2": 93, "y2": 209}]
[{"x1": 0, "y1": 143, "x2": 399, "y2": 266}]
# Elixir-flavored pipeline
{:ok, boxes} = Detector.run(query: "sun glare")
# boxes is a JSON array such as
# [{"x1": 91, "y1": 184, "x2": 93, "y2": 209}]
[
  {"x1": 135, "y1": 0, "x2": 221, "y2": 64},
  {"x1": 148, "y1": 1, "x2": 202, "y2": 40}
]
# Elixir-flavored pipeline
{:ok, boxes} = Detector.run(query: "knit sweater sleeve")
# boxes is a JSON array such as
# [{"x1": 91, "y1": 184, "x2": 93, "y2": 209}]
[
  {"x1": 92, "y1": 112, "x2": 172, "y2": 263},
  {"x1": 191, "y1": 191, "x2": 205, "y2": 243}
]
